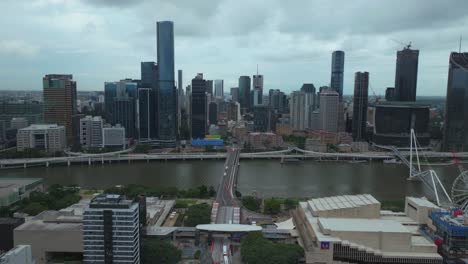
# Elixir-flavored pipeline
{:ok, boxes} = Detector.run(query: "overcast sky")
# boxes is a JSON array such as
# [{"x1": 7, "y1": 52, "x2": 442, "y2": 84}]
[{"x1": 1, "y1": 0, "x2": 467, "y2": 95}]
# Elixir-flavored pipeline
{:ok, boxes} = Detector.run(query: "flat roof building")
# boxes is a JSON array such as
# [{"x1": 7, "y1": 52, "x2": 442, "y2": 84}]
[
  {"x1": 16, "y1": 124, "x2": 66, "y2": 153},
  {"x1": 293, "y1": 194, "x2": 442, "y2": 264},
  {"x1": 0, "y1": 178, "x2": 44, "y2": 207}
]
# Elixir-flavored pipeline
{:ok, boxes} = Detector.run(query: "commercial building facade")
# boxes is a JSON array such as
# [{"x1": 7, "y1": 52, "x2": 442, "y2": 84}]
[
  {"x1": 239, "y1": 76, "x2": 251, "y2": 112},
  {"x1": 80, "y1": 116, "x2": 103, "y2": 149},
  {"x1": 331, "y1": 51, "x2": 345, "y2": 98},
  {"x1": 16, "y1": 124, "x2": 66, "y2": 153},
  {"x1": 319, "y1": 89, "x2": 339, "y2": 132},
  {"x1": 83, "y1": 194, "x2": 140, "y2": 264},
  {"x1": 394, "y1": 47, "x2": 419, "y2": 102},
  {"x1": 443, "y1": 52, "x2": 468, "y2": 151},
  {"x1": 191, "y1": 74, "x2": 207, "y2": 139},
  {"x1": 102, "y1": 125, "x2": 125, "y2": 148},
  {"x1": 352, "y1": 72, "x2": 369, "y2": 141},
  {"x1": 43, "y1": 74, "x2": 77, "y2": 143},
  {"x1": 157, "y1": 21, "x2": 177, "y2": 141}
]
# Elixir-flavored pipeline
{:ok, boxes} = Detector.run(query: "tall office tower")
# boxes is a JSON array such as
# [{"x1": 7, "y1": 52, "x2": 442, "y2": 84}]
[
  {"x1": 138, "y1": 88, "x2": 152, "y2": 140},
  {"x1": 253, "y1": 89, "x2": 263, "y2": 106},
  {"x1": 157, "y1": 21, "x2": 177, "y2": 141},
  {"x1": 385, "y1": 87, "x2": 395, "y2": 101},
  {"x1": 253, "y1": 74, "x2": 263, "y2": 105},
  {"x1": 394, "y1": 46, "x2": 419, "y2": 101},
  {"x1": 319, "y1": 89, "x2": 339, "y2": 132},
  {"x1": 178, "y1": 70, "x2": 185, "y2": 110},
  {"x1": 205, "y1": 80, "x2": 213, "y2": 97},
  {"x1": 230, "y1": 87, "x2": 239, "y2": 102},
  {"x1": 443, "y1": 52, "x2": 468, "y2": 151},
  {"x1": 209, "y1": 102, "x2": 218, "y2": 125},
  {"x1": 104, "y1": 82, "x2": 117, "y2": 122},
  {"x1": 301, "y1": 84, "x2": 317, "y2": 129},
  {"x1": 83, "y1": 194, "x2": 140, "y2": 264},
  {"x1": 214, "y1": 80, "x2": 224, "y2": 98},
  {"x1": 227, "y1": 101, "x2": 239, "y2": 121},
  {"x1": 290, "y1": 91, "x2": 306, "y2": 131},
  {"x1": 110, "y1": 80, "x2": 138, "y2": 139},
  {"x1": 191, "y1": 74, "x2": 207, "y2": 139},
  {"x1": 352, "y1": 72, "x2": 369, "y2": 141},
  {"x1": 177, "y1": 69, "x2": 184, "y2": 134},
  {"x1": 140, "y1": 62, "x2": 158, "y2": 139},
  {"x1": 331, "y1": 51, "x2": 345, "y2": 98},
  {"x1": 253, "y1": 105, "x2": 269, "y2": 132},
  {"x1": 80, "y1": 116, "x2": 103, "y2": 148},
  {"x1": 43, "y1": 74, "x2": 77, "y2": 144},
  {"x1": 239, "y1": 76, "x2": 251, "y2": 112}
]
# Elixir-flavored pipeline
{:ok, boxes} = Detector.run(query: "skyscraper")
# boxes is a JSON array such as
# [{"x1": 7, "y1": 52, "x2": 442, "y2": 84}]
[
  {"x1": 209, "y1": 102, "x2": 218, "y2": 125},
  {"x1": 253, "y1": 74, "x2": 263, "y2": 105},
  {"x1": 80, "y1": 116, "x2": 103, "y2": 149},
  {"x1": 331, "y1": 51, "x2": 345, "y2": 98},
  {"x1": 191, "y1": 74, "x2": 207, "y2": 139},
  {"x1": 239, "y1": 76, "x2": 251, "y2": 112},
  {"x1": 394, "y1": 46, "x2": 419, "y2": 101},
  {"x1": 230, "y1": 87, "x2": 239, "y2": 102},
  {"x1": 140, "y1": 62, "x2": 158, "y2": 139},
  {"x1": 157, "y1": 21, "x2": 177, "y2": 141},
  {"x1": 385, "y1": 87, "x2": 395, "y2": 101},
  {"x1": 352, "y1": 72, "x2": 369, "y2": 141},
  {"x1": 108, "y1": 80, "x2": 138, "y2": 139},
  {"x1": 443, "y1": 52, "x2": 468, "y2": 151},
  {"x1": 205, "y1": 80, "x2": 214, "y2": 97},
  {"x1": 83, "y1": 194, "x2": 140, "y2": 264},
  {"x1": 253, "y1": 105, "x2": 269, "y2": 132},
  {"x1": 214, "y1": 80, "x2": 224, "y2": 98},
  {"x1": 301, "y1": 84, "x2": 317, "y2": 128},
  {"x1": 290, "y1": 91, "x2": 306, "y2": 131},
  {"x1": 43, "y1": 74, "x2": 77, "y2": 144},
  {"x1": 319, "y1": 89, "x2": 339, "y2": 132}
]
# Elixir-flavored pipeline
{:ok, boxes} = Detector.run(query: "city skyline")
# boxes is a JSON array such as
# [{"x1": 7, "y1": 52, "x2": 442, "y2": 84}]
[{"x1": 1, "y1": 0, "x2": 468, "y2": 96}]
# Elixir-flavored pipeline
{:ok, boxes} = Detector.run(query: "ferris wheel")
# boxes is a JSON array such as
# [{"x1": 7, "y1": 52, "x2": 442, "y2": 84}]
[{"x1": 451, "y1": 171, "x2": 468, "y2": 211}]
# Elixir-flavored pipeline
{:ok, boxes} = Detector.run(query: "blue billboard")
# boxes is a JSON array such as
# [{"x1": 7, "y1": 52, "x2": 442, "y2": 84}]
[{"x1": 191, "y1": 139, "x2": 224, "y2": 146}]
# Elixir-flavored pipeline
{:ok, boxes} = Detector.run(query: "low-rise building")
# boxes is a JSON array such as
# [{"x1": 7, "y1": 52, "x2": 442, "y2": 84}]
[
  {"x1": 276, "y1": 123, "x2": 292, "y2": 136},
  {"x1": 0, "y1": 178, "x2": 44, "y2": 207},
  {"x1": 0, "y1": 245, "x2": 34, "y2": 264},
  {"x1": 14, "y1": 211, "x2": 83, "y2": 264},
  {"x1": 0, "y1": 218, "x2": 25, "y2": 253},
  {"x1": 293, "y1": 194, "x2": 443, "y2": 264},
  {"x1": 16, "y1": 124, "x2": 66, "y2": 153},
  {"x1": 79, "y1": 116, "x2": 103, "y2": 149},
  {"x1": 305, "y1": 138, "x2": 327, "y2": 152},
  {"x1": 245, "y1": 132, "x2": 284, "y2": 150},
  {"x1": 9, "y1": 118, "x2": 28, "y2": 130},
  {"x1": 351, "y1": 141, "x2": 369, "y2": 152},
  {"x1": 102, "y1": 125, "x2": 125, "y2": 148}
]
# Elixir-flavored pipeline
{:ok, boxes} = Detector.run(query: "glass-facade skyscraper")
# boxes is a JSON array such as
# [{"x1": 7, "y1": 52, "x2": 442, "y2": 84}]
[
  {"x1": 443, "y1": 52, "x2": 468, "y2": 151},
  {"x1": 157, "y1": 21, "x2": 177, "y2": 141},
  {"x1": 331, "y1": 51, "x2": 345, "y2": 98},
  {"x1": 352, "y1": 72, "x2": 369, "y2": 141},
  {"x1": 140, "y1": 62, "x2": 158, "y2": 139},
  {"x1": 191, "y1": 74, "x2": 207, "y2": 139},
  {"x1": 239, "y1": 76, "x2": 251, "y2": 112},
  {"x1": 394, "y1": 47, "x2": 419, "y2": 102}
]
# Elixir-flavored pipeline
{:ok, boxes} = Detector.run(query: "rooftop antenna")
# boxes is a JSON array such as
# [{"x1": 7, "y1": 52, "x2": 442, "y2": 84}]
[{"x1": 256, "y1": 64, "x2": 259, "y2": 75}]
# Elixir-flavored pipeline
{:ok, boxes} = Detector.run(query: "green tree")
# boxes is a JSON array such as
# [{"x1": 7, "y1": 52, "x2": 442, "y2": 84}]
[
  {"x1": 197, "y1": 185, "x2": 208, "y2": 198},
  {"x1": 264, "y1": 198, "x2": 281, "y2": 215},
  {"x1": 242, "y1": 196, "x2": 260, "y2": 212},
  {"x1": 134, "y1": 144, "x2": 151, "y2": 154},
  {"x1": 208, "y1": 186, "x2": 216, "y2": 197},
  {"x1": 184, "y1": 203, "x2": 211, "y2": 227},
  {"x1": 22, "y1": 202, "x2": 47, "y2": 216},
  {"x1": 142, "y1": 239, "x2": 182, "y2": 264},
  {"x1": 284, "y1": 198, "x2": 299, "y2": 210},
  {"x1": 241, "y1": 232, "x2": 304, "y2": 264}
]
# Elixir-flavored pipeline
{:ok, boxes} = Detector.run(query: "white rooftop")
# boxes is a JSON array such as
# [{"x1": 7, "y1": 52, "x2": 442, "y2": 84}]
[
  {"x1": 196, "y1": 224, "x2": 262, "y2": 232},
  {"x1": 20, "y1": 124, "x2": 63, "y2": 130},
  {"x1": 307, "y1": 194, "x2": 379, "y2": 212},
  {"x1": 319, "y1": 217, "x2": 411, "y2": 233},
  {"x1": 407, "y1": 197, "x2": 439, "y2": 208}
]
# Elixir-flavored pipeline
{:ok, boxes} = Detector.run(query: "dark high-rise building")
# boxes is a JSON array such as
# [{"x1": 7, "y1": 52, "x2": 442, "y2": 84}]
[
  {"x1": 205, "y1": 80, "x2": 213, "y2": 97},
  {"x1": 301, "y1": 83, "x2": 317, "y2": 111},
  {"x1": 394, "y1": 46, "x2": 419, "y2": 101},
  {"x1": 209, "y1": 102, "x2": 218, "y2": 125},
  {"x1": 104, "y1": 82, "x2": 117, "y2": 122},
  {"x1": 352, "y1": 72, "x2": 369, "y2": 141},
  {"x1": 443, "y1": 52, "x2": 468, "y2": 151},
  {"x1": 138, "y1": 88, "x2": 151, "y2": 140},
  {"x1": 253, "y1": 105, "x2": 269, "y2": 132},
  {"x1": 0, "y1": 101, "x2": 43, "y2": 128},
  {"x1": 253, "y1": 74, "x2": 263, "y2": 105},
  {"x1": 191, "y1": 74, "x2": 207, "y2": 139},
  {"x1": 43, "y1": 74, "x2": 77, "y2": 144},
  {"x1": 157, "y1": 21, "x2": 177, "y2": 141},
  {"x1": 385, "y1": 87, "x2": 395, "y2": 101},
  {"x1": 331, "y1": 51, "x2": 345, "y2": 98},
  {"x1": 140, "y1": 62, "x2": 158, "y2": 139},
  {"x1": 239, "y1": 76, "x2": 251, "y2": 112},
  {"x1": 83, "y1": 194, "x2": 140, "y2": 264},
  {"x1": 230, "y1": 87, "x2": 239, "y2": 102},
  {"x1": 108, "y1": 80, "x2": 138, "y2": 139}
]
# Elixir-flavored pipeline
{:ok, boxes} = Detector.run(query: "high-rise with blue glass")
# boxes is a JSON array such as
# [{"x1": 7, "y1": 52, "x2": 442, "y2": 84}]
[
  {"x1": 157, "y1": 21, "x2": 177, "y2": 141},
  {"x1": 330, "y1": 50, "x2": 345, "y2": 98},
  {"x1": 140, "y1": 62, "x2": 158, "y2": 139}
]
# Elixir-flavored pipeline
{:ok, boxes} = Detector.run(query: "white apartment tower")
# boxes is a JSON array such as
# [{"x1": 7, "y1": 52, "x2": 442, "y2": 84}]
[{"x1": 80, "y1": 116, "x2": 103, "y2": 148}]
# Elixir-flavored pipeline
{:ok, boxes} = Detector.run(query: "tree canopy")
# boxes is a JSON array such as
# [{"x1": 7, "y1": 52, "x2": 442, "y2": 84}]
[
  {"x1": 142, "y1": 239, "x2": 181, "y2": 264},
  {"x1": 241, "y1": 232, "x2": 304, "y2": 264}
]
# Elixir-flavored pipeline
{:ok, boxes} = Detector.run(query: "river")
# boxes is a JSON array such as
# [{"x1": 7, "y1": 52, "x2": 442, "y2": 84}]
[{"x1": 0, "y1": 160, "x2": 461, "y2": 201}]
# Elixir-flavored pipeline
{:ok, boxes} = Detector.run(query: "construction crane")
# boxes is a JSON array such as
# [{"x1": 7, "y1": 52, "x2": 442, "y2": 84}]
[
  {"x1": 390, "y1": 38, "x2": 413, "y2": 50},
  {"x1": 369, "y1": 83, "x2": 381, "y2": 103}
]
